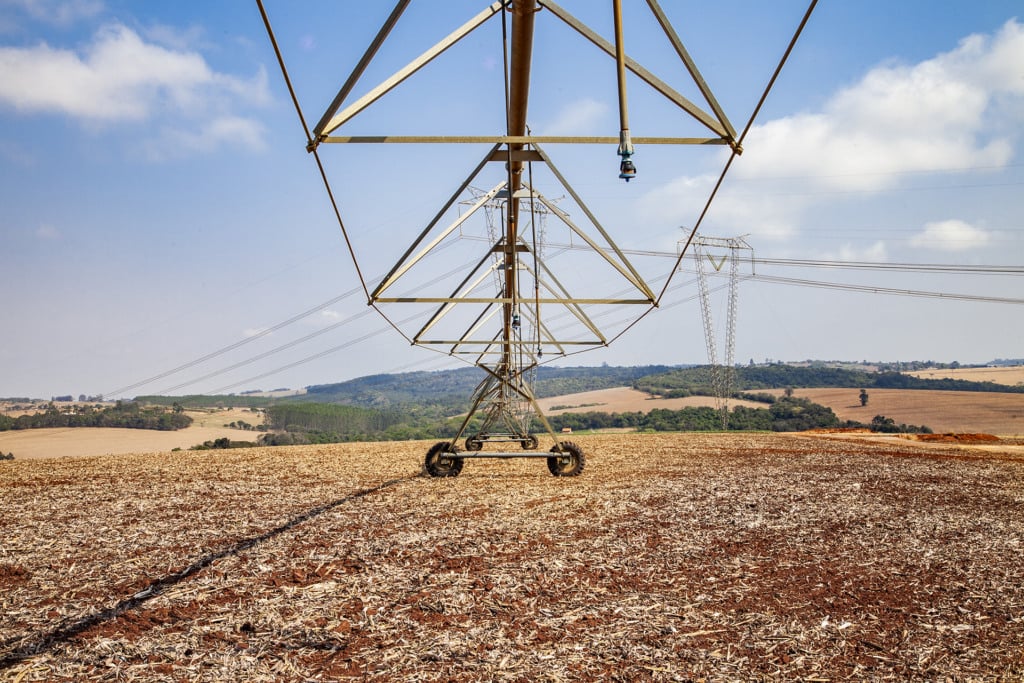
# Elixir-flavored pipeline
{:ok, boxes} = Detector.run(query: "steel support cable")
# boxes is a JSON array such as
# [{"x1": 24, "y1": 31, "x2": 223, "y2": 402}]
[
  {"x1": 286, "y1": 261, "x2": 1022, "y2": 389},
  {"x1": 752, "y1": 258, "x2": 1024, "y2": 275},
  {"x1": 210, "y1": 309, "x2": 433, "y2": 395},
  {"x1": 155, "y1": 309, "x2": 376, "y2": 396},
  {"x1": 546, "y1": 275, "x2": 695, "y2": 336},
  {"x1": 656, "y1": 0, "x2": 819, "y2": 306},
  {"x1": 256, "y1": 0, "x2": 374, "y2": 304},
  {"x1": 549, "y1": 278, "x2": 733, "y2": 364},
  {"x1": 106, "y1": 235, "x2": 462, "y2": 398},
  {"x1": 457, "y1": 233, "x2": 1024, "y2": 275},
  {"x1": 104, "y1": 283, "x2": 370, "y2": 398},
  {"x1": 158, "y1": 239, "x2": 470, "y2": 396}
]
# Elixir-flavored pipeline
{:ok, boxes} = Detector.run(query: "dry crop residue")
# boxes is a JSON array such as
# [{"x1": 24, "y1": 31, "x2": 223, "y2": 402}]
[{"x1": 1, "y1": 434, "x2": 1023, "y2": 681}]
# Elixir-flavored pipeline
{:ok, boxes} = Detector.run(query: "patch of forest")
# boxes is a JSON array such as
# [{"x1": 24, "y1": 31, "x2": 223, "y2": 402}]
[
  {"x1": 140, "y1": 366, "x2": 676, "y2": 412},
  {"x1": 634, "y1": 365, "x2": 1024, "y2": 398},
  {"x1": 136, "y1": 394, "x2": 276, "y2": 409},
  {"x1": 234, "y1": 396, "x2": 930, "y2": 448},
  {"x1": 0, "y1": 401, "x2": 192, "y2": 432},
  {"x1": 302, "y1": 365, "x2": 677, "y2": 409}
]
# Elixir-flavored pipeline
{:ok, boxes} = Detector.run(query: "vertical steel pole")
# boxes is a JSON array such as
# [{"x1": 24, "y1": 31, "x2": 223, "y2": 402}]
[{"x1": 504, "y1": 0, "x2": 537, "y2": 377}]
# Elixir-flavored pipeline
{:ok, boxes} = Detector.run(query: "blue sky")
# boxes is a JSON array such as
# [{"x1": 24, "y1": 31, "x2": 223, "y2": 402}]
[{"x1": 1, "y1": 0, "x2": 1022, "y2": 400}]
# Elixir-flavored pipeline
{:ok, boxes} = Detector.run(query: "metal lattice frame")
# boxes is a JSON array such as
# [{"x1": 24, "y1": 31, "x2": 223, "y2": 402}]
[
  {"x1": 693, "y1": 235, "x2": 753, "y2": 429},
  {"x1": 256, "y1": 0, "x2": 818, "y2": 473}
]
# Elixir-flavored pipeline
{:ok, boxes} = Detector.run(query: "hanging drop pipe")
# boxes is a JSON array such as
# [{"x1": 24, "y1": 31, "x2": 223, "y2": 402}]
[
  {"x1": 503, "y1": 0, "x2": 537, "y2": 374},
  {"x1": 612, "y1": 0, "x2": 636, "y2": 181}
]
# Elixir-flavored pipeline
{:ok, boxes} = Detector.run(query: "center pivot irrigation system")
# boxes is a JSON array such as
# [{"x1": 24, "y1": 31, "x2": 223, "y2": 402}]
[{"x1": 257, "y1": 0, "x2": 816, "y2": 477}]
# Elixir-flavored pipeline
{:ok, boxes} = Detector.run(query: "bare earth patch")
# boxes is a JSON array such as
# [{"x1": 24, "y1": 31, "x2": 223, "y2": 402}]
[
  {"x1": 905, "y1": 366, "x2": 1024, "y2": 387},
  {"x1": 0, "y1": 409, "x2": 261, "y2": 460},
  {"x1": 1, "y1": 433, "x2": 1022, "y2": 681},
  {"x1": 535, "y1": 387, "x2": 766, "y2": 415},
  {"x1": 779, "y1": 388, "x2": 1024, "y2": 436}
]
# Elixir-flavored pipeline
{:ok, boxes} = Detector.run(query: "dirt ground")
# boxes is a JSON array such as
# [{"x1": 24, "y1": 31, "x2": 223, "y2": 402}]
[
  {"x1": 535, "y1": 387, "x2": 764, "y2": 415},
  {"x1": 1, "y1": 433, "x2": 1022, "y2": 681},
  {"x1": 537, "y1": 386, "x2": 1024, "y2": 436},
  {"x1": 0, "y1": 409, "x2": 262, "y2": 460},
  {"x1": 778, "y1": 388, "x2": 1024, "y2": 437}
]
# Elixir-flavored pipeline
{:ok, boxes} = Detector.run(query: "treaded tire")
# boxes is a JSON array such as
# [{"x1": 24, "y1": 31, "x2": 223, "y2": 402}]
[
  {"x1": 425, "y1": 441, "x2": 464, "y2": 478},
  {"x1": 521, "y1": 434, "x2": 539, "y2": 450},
  {"x1": 547, "y1": 441, "x2": 585, "y2": 477},
  {"x1": 465, "y1": 436, "x2": 483, "y2": 451}
]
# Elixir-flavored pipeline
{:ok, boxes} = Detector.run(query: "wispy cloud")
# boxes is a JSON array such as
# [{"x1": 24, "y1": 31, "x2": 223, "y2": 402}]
[
  {"x1": 4, "y1": 0, "x2": 104, "y2": 28},
  {"x1": 0, "y1": 22, "x2": 270, "y2": 156},
  {"x1": 143, "y1": 115, "x2": 267, "y2": 161},
  {"x1": 539, "y1": 98, "x2": 608, "y2": 136},
  {"x1": 910, "y1": 219, "x2": 992, "y2": 251}
]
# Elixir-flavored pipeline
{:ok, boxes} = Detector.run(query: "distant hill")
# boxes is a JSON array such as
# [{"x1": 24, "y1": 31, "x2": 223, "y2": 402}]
[
  {"x1": 303, "y1": 365, "x2": 678, "y2": 409},
  {"x1": 635, "y1": 365, "x2": 1024, "y2": 397},
  {"x1": 137, "y1": 365, "x2": 676, "y2": 411}
]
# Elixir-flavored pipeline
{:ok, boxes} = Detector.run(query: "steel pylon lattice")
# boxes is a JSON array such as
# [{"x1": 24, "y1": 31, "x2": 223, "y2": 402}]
[{"x1": 692, "y1": 235, "x2": 753, "y2": 429}]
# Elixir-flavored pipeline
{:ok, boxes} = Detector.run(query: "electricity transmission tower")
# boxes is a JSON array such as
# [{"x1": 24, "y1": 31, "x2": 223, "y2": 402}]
[{"x1": 692, "y1": 235, "x2": 752, "y2": 429}]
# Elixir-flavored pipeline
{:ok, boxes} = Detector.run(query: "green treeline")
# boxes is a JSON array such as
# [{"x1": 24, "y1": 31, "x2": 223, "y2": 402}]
[
  {"x1": 251, "y1": 396, "x2": 928, "y2": 445},
  {"x1": 543, "y1": 397, "x2": 853, "y2": 433},
  {"x1": 304, "y1": 365, "x2": 675, "y2": 408},
  {"x1": 0, "y1": 401, "x2": 192, "y2": 432},
  {"x1": 635, "y1": 365, "x2": 1024, "y2": 396},
  {"x1": 137, "y1": 394, "x2": 275, "y2": 409}
]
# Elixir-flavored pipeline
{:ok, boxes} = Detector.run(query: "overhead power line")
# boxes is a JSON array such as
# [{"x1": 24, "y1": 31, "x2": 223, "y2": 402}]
[
  {"x1": 104, "y1": 284, "x2": 368, "y2": 398},
  {"x1": 752, "y1": 273, "x2": 1024, "y2": 305}
]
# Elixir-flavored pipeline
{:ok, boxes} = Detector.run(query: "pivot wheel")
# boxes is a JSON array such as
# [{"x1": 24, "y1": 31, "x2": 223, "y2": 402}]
[
  {"x1": 464, "y1": 435, "x2": 483, "y2": 451},
  {"x1": 521, "y1": 434, "x2": 539, "y2": 450},
  {"x1": 425, "y1": 441, "x2": 464, "y2": 478},
  {"x1": 547, "y1": 441, "x2": 585, "y2": 477}
]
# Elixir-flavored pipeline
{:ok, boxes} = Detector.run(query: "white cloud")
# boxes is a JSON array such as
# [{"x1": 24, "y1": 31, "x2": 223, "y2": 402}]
[
  {"x1": 0, "y1": 23, "x2": 269, "y2": 155},
  {"x1": 540, "y1": 98, "x2": 608, "y2": 136},
  {"x1": 637, "y1": 173, "x2": 805, "y2": 241},
  {"x1": 4, "y1": 0, "x2": 103, "y2": 27},
  {"x1": 910, "y1": 219, "x2": 991, "y2": 251},
  {"x1": 144, "y1": 115, "x2": 267, "y2": 161},
  {"x1": 637, "y1": 19, "x2": 1024, "y2": 240},
  {"x1": 737, "y1": 18, "x2": 1024, "y2": 191},
  {"x1": 319, "y1": 309, "x2": 343, "y2": 322},
  {"x1": 142, "y1": 23, "x2": 209, "y2": 52},
  {"x1": 819, "y1": 241, "x2": 889, "y2": 263}
]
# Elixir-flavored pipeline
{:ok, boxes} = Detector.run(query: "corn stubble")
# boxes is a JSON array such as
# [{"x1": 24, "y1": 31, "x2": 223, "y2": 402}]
[{"x1": 1, "y1": 433, "x2": 1023, "y2": 680}]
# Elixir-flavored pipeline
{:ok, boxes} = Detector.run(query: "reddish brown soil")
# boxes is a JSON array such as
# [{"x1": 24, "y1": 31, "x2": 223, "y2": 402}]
[{"x1": 1, "y1": 434, "x2": 1022, "y2": 681}]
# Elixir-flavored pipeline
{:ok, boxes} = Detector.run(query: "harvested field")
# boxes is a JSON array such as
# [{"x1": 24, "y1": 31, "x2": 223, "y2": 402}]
[
  {"x1": 535, "y1": 387, "x2": 764, "y2": 415},
  {"x1": 0, "y1": 409, "x2": 261, "y2": 460},
  {"x1": 1, "y1": 433, "x2": 1023, "y2": 681},
  {"x1": 778, "y1": 388, "x2": 1024, "y2": 436},
  {"x1": 906, "y1": 366, "x2": 1024, "y2": 387}
]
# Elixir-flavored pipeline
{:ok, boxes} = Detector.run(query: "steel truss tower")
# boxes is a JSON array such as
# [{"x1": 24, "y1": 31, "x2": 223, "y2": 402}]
[
  {"x1": 257, "y1": 0, "x2": 817, "y2": 476},
  {"x1": 693, "y1": 235, "x2": 753, "y2": 429}
]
